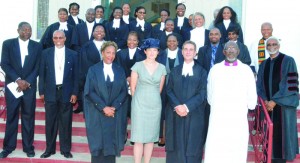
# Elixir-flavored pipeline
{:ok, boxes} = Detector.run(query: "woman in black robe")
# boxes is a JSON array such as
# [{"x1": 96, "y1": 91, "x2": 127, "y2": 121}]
[{"x1": 84, "y1": 41, "x2": 128, "y2": 163}]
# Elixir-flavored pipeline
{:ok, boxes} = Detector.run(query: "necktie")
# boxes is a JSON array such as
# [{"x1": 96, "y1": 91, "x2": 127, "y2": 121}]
[{"x1": 210, "y1": 46, "x2": 217, "y2": 68}]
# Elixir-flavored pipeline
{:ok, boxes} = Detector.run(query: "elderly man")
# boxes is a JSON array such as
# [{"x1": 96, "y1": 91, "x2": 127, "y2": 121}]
[
  {"x1": 249, "y1": 22, "x2": 273, "y2": 73},
  {"x1": 256, "y1": 37, "x2": 299, "y2": 163},
  {"x1": 39, "y1": 30, "x2": 78, "y2": 158},
  {"x1": 205, "y1": 41, "x2": 257, "y2": 163},
  {"x1": 0, "y1": 22, "x2": 42, "y2": 158}
]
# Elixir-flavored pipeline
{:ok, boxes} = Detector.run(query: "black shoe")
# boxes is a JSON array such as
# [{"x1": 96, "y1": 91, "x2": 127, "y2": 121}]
[
  {"x1": 40, "y1": 151, "x2": 55, "y2": 158},
  {"x1": 73, "y1": 107, "x2": 83, "y2": 114},
  {"x1": 26, "y1": 150, "x2": 35, "y2": 157},
  {"x1": 0, "y1": 150, "x2": 11, "y2": 158},
  {"x1": 61, "y1": 152, "x2": 73, "y2": 158},
  {"x1": 130, "y1": 141, "x2": 135, "y2": 145}
]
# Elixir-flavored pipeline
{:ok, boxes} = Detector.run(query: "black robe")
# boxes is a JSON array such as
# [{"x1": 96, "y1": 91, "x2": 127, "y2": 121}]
[
  {"x1": 257, "y1": 53, "x2": 299, "y2": 160},
  {"x1": 84, "y1": 62, "x2": 128, "y2": 157},
  {"x1": 166, "y1": 62, "x2": 207, "y2": 163}
]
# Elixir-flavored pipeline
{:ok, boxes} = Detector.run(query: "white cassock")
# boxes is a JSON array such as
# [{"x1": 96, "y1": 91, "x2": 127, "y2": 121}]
[{"x1": 205, "y1": 60, "x2": 257, "y2": 163}]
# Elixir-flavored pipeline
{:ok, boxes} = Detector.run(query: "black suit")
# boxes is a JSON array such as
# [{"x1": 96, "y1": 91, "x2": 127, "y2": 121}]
[
  {"x1": 1, "y1": 38, "x2": 42, "y2": 153},
  {"x1": 197, "y1": 43, "x2": 225, "y2": 73},
  {"x1": 39, "y1": 47, "x2": 78, "y2": 153}
]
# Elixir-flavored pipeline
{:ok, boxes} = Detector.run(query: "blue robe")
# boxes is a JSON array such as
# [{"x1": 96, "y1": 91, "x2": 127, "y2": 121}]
[
  {"x1": 257, "y1": 53, "x2": 299, "y2": 161},
  {"x1": 84, "y1": 62, "x2": 128, "y2": 157},
  {"x1": 156, "y1": 32, "x2": 183, "y2": 51},
  {"x1": 215, "y1": 21, "x2": 244, "y2": 44},
  {"x1": 129, "y1": 20, "x2": 152, "y2": 45},
  {"x1": 40, "y1": 22, "x2": 74, "y2": 49},
  {"x1": 71, "y1": 22, "x2": 97, "y2": 53},
  {"x1": 166, "y1": 62, "x2": 207, "y2": 163},
  {"x1": 67, "y1": 15, "x2": 84, "y2": 26},
  {"x1": 105, "y1": 20, "x2": 129, "y2": 49},
  {"x1": 236, "y1": 41, "x2": 251, "y2": 65}
]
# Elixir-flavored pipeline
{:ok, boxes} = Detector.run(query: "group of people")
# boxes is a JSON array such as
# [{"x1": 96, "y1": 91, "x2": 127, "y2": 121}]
[{"x1": 0, "y1": 2, "x2": 299, "y2": 163}]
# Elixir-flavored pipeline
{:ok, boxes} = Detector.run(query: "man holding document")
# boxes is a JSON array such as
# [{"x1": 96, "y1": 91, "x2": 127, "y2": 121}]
[{"x1": 0, "y1": 22, "x2": 42, "y2": 158}]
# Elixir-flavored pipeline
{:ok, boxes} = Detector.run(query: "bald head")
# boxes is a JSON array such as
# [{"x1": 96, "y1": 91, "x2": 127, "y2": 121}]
[{"x1": 261, "y1": 22, "x2": 273, "y2": 39}]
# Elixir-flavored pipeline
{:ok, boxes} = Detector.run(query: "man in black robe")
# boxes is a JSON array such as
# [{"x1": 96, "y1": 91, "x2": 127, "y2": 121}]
[
  {"x1": 166, "y1": 40, "x2": 207, "y2": 163},
  {"x1": 257, "y1": 36, "x2": 299, "y2": 163}
]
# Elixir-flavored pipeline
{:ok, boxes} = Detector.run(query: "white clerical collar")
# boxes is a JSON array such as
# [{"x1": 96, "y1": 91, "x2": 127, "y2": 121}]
[
  {"x1": 136, "y1": 18, "x2": 145, "y2": 31},
  {"x1": 160, "y1": 22, "x2": 165, "y2": 31},
  {"x1": 93, "y1": 40, "x2": 104, "y2": 50},
  {"x1": 18, "y1": 38, "x2": 29, "y2": 44},
  {"x1": 71, "y1": 15, "x2": 79, "y2": 24},
  {"x1": 165, "y1": 31, "x2": 172, "y2": 35},
  {"x1": 177, "y1": 16, "x2": 184, "y2": 27},
  {"x1": 95, "y1": 18, "x2": 101, "y2": 23},
  {"x1": 223, "y1": 19, "x2": 231, "y2": 29},
  {"x1": 59, "y1": 21, "x2": 68, "y2": 31},
  {"x1": 55, "y1": 46, "x2": 65, "y2": 53},
  {"x1": 113, "y1": 18, "x2": 121, "y2": 29},
  {"x1": 129, "y1": 47, "x2": 137, "y2": 60},
  {"x1": 86, "y1": 21, "x2": 94, "y2": 26},
  {"x1": 182, "y1": 61, "x2": 194, "y2": 77},
  {"x1": 167, "y1": 48, "x2": 178, "y2": 59},
  {"x1": 195, "y1": 26, "x2": 205, "y2": 31},
  {"x1": 123, "y1": 15, "x2": 129, "y2": 24},
  {"x1": 103, "y1": 62, "x2": 114, "y2": 81}
]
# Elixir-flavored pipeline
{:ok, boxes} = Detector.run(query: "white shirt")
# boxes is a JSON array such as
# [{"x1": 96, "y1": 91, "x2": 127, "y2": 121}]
[
  {"x1": 86, "y1": 21, "x2": 94, "y2": 40},
  {"x1": 59, "y1": 22, "x2": 68, "y2": 31},
  {"x1": 113, "y1": 18, "x2": 121, "y2": 29},
  {"x1": 223, "y1": 19, "x2": 231, "y2": 30},
  {"x1": 54, "y1": 46, "x2": 65, "y2": 85},
  {"x1": 18, "y1": 38, "x2": 29, "y2": 67},
  {"x1": 160, "y1": 22, "x2": 165, "y2": 31},
  {"x1": 93, "y1": 40, "x2": 104, "y2": 59},
  {"x1": 190, "y1": 27, "x2": 205, "y2": 53},
  {"x1": 123, "y1": 15, "x2": 130, "y2": 24},
  {"x1": 177, "y1": 16, "x2": 184, "y2": 28},
  {"x1": 136, "y1": 18, "x2": 145, "y2": 31},
  {"x1": 103, "y1": 62, "x2": 114, "y2": 82},
  {"x1": 95, "y1": 18, "x2": 102, "y2": 24},
  {"x1": 129, "y1": 47, "x2": 137, "y2": 60},
  {"x1": 167, "y1": 48, "x2": 178, "y2": 59},
  {"x1": 71, "y1": 15, "x2": 79, "y2": 24},
  {"x1": 182, "y1": 61, "x2": 194, "y2": 77}
]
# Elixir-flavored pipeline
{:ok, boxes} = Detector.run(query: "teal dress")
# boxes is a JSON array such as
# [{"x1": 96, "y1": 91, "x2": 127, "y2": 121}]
[{"x1": 130, "y1": 61, "x2": 167, "y2": 143}]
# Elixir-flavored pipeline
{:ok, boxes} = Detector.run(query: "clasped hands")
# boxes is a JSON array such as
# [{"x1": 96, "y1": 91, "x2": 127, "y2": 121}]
[
  {"x1": 175, "y1": 105, "x2": 188, "y2": 117},
  {"x1": 264, "y1": 100, "x2": 276, "y2": 112},
  {"x1": 16, "y1": 79, "x2": 30, "y2": 92},
  {"x1": 103, "y1": 106, "x2": 116, "y2": 117}
]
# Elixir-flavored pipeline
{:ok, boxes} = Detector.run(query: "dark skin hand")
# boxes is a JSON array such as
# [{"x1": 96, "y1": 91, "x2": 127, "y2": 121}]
[{"x1": 16, "y1": 79, "x2": 30, "y2": 92}]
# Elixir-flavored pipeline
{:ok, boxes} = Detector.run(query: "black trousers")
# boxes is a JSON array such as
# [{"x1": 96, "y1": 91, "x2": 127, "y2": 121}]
[
  {"x1": 44, "y1": 88, "x2": 72, "y2": 153},
  {"x1": 3, "y1": 87, "x2": 36, "y2": 153},
  {"x1": 91, "y1": 150, "x2": 116, "y2": 163}
]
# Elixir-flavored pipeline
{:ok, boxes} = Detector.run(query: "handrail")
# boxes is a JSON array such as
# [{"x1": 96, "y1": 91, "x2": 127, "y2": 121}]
[{"x1": 248, "y1": 96, "x2": 273, "y2": 163}]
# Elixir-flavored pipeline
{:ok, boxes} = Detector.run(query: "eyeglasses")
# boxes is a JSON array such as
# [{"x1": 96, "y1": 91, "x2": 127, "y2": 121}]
[
  {"x1": 53, "y1": 37, "x2": 64, "y2": 40},
  {"x1": 267, "y1": 43, "x2": 278, "y2": 47},
  {"x1": 138, "y1": 11, "x2": 146, "y2": 14}
]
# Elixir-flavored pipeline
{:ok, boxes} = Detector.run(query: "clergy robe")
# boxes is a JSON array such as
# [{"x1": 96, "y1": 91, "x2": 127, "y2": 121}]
[
  {"x1": 256, "y1": 53, "x2": 299, "y2": 161},
  {"x1": 67, "y1": 15, "x2": 84, "y2": 26},
  {"x1": 84, "y1": 61, "x2": 128, "y2": 158},
  {"x1": 71, "y1": 22, "x2": 97, "y2": 53},
  {"x1": 166, "y1": 62, "x2": 207, "y2": 163},
  {"x1": 157, "y1": 32, "x2": 183, "y2": 51},
  {"x1": 205, "y1": 60, "x2": 257, "y2": 163}
]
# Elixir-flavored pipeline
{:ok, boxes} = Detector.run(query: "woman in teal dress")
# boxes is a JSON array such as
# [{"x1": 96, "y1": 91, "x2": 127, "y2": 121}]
[{"x1": 130, "y1": 38, "x2": 167, "y2": 163}]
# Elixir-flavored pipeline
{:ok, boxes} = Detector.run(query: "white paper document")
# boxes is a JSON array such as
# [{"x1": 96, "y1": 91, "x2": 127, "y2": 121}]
[{"x1": 7, "y1": 82, "x2": 23, "y2": 98}]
